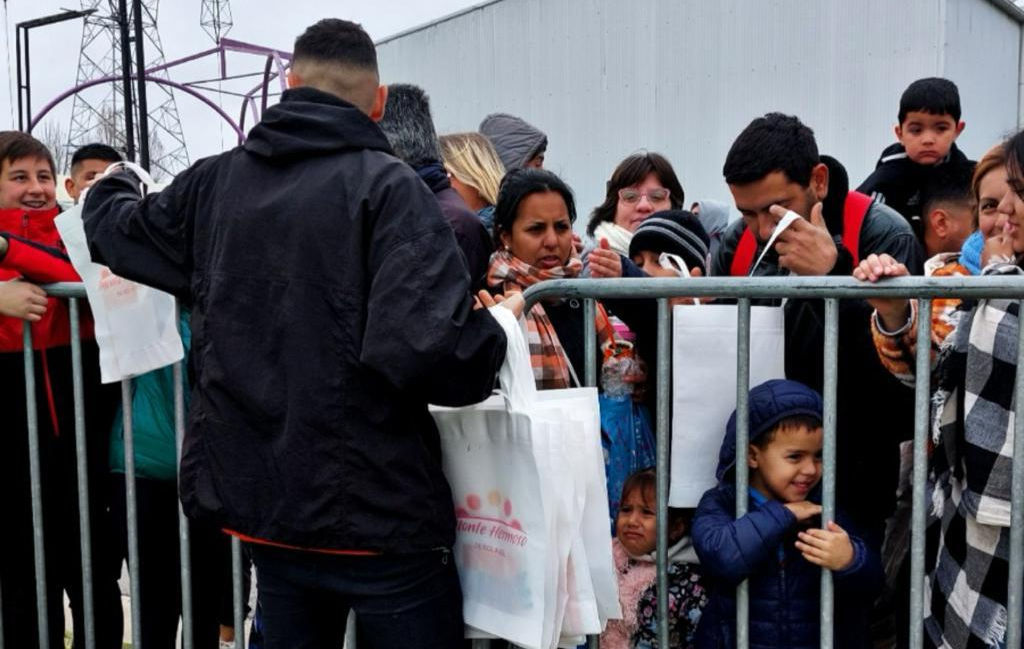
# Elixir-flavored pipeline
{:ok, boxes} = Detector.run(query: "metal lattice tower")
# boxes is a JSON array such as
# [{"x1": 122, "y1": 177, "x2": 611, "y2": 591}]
[
  {"x1": 64, "y1": 0, "x2": 189, "y2": 179},
  {"x1": 200, "y1": 0, "x2": 233, "y2": 43}
]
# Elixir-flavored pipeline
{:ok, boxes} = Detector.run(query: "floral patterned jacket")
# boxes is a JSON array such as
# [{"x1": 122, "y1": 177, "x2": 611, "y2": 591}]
[{"x1": 602, "y1": 537, "x2": 708, "y2": 649}]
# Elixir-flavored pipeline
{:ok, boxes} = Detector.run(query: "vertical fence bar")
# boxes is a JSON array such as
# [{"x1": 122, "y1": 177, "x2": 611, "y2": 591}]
[
  {"x1": 231, "y1": 537, "x2": 245, "y2": 649},
  {"x1": 655, "y1": 300, "x2": 671, "y2": 646},
  {"x1": 23, "y1": 324, "x2": 50, "y2": 649},
  {"x1": 820, "y1": 298, "x2": 840, "y2": 649},
  {"x1": 0, "y1": 569, "x2": 4, "y2": 649},
  {"x1": 908, "y1": 299, "x2": 933, "y2": 649},
  {"x1": 1005, "y1": 298, "x2": 1024, "y2": 649},
  {"x1": 655, "y1": 298, "x2": 672, "y2": 649},
  {"x1": 585, "y1": 297, "x2": 599, "y2": 648},
  {"x1": 122, "y1": 379, "x2": 144, "y2": 648},
  {"x1": 735, "y1": 298, "x2": 751, "y2": 649},
  {"x1": 70, "y1": 298, "x2": 97, "y2": 649},
  {"x1": 173, "y1": 356, "x2": 195, "y2": 649},
  {"x1": 584, "y1": 298, "x2": 598, "y2": 388}
]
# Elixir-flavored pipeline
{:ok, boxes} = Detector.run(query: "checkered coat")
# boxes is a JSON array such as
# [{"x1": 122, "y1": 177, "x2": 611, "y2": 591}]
[{"x1": 924, "y1": 262, "x2": 1022, "y2": 649}]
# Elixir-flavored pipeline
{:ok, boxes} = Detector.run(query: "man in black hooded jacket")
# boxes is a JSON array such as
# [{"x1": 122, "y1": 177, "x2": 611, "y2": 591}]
[
  {"x1": 712, "y1": 113, "x2": 924, "y2": 549},
  {"x1": 82, "y1": 18, "x2": 513, "y2": 649}
]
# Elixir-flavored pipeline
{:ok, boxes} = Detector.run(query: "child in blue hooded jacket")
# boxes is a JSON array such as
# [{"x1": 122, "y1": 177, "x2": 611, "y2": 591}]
[{"x1": 692, "y1": 379, "x2": 883, "y2": 649}]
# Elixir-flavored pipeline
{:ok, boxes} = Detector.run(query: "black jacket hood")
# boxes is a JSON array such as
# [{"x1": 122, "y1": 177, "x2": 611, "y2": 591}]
[{"x1": 244, "y1": 87, "x2": 394, "y2": 160}]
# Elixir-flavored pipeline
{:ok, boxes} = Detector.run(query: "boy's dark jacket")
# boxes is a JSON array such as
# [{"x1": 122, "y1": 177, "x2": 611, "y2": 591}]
[
  {"x1": 81, "y1": 87, "x2": 507, "y2": 552},
  {"x1": 856, "y1": 141, "x2": 972, "y2": 230},
  {"x1": 692, "y1": 384, "x2": 884, "y2": 649}
]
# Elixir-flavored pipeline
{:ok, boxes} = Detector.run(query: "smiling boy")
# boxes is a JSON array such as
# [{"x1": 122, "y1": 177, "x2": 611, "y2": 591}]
[
  {"x1": 692, "y1": 379, "x2": 883, "y2": 649},
  {"x1": 0, "y1": 130, "x2": 123, "y2": 649},
  {"x1": 857, "y1": 77, "x2": 973, "y2": 238}
]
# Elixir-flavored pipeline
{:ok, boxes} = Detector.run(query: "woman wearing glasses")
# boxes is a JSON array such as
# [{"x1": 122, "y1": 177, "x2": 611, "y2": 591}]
[{"x1": 584, "y1": 151, "x2": 685, "y2": 278}]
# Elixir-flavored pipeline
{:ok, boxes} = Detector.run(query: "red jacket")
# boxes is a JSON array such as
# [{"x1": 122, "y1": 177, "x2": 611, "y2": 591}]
[{"x1": 0, "y1": 207, "x2": 94, "y2": 352}]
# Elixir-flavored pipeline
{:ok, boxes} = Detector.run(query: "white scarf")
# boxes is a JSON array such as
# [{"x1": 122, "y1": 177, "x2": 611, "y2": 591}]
[{"x1": 592, "y1": 221, "x2": 635, "y2": 257}]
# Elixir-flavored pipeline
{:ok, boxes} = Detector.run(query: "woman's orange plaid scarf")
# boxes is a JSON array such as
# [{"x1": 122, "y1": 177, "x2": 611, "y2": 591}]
[{"x1": 487, "y1": 250, "x2": 613, "y2": 390}]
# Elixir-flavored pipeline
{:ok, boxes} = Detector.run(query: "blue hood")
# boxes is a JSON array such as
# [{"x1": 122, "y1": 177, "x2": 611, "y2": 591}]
[{"x1": 716, "y1": 379, "x2": 823, "y2": 483}]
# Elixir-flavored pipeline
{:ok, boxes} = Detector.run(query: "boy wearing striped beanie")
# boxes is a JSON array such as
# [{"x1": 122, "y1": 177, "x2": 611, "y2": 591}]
[{"x1": 628, "y1": 209, "x2": 711, "y2": 278}]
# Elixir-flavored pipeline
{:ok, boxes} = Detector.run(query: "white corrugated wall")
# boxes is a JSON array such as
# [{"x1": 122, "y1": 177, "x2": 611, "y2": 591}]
[{"x1": 377, "y1": 0, "x2": 1022, "y2": 219}]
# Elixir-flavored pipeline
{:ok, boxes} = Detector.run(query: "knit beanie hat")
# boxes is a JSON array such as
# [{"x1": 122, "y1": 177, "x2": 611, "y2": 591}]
[
  {"x1": 628, "y1": 210, "x2": 711, "y2": 274},
  {"x1": 717, "y1": 379, "x2": 823, "y2": 482}
]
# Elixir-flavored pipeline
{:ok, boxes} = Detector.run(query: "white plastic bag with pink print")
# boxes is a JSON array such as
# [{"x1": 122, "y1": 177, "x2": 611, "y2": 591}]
[
  {"x1": 431, "y1": 306, "x2": 618, "y2": 649},
  {"x1": 54, "y1": 161, "x2": 183, "y2": 383}
]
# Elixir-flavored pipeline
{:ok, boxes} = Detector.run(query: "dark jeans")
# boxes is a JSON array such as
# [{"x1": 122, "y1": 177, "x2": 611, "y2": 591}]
[
  {"x1": 251, "y1": 545, "x2": 463, "y2": 649},
  {"x1": 110, "y1": 475, "x2": 232, "y2": 649},
  {"x1": 0, "y1": 346, "x2": 122, "y2": 649}
]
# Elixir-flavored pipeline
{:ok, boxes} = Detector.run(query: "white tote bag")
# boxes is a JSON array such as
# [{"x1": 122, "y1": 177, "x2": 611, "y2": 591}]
[
  {"x1": 669, "y1": 303, "x2": 785, "y2": 506},
  {"x1": 535, "y1": 387, "x2": 620, "y2": 626},
  {"x1": 55, "y1": 162, "x2": 183, "y2": 383},
  {"x1": 432, "y1": 306, "x2": 550, "y2": 649}
]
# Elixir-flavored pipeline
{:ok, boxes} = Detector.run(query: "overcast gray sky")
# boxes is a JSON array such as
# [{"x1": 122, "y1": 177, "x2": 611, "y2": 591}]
[{"x1": 0, "y1": 0, "x2": 481, "y2": 169}]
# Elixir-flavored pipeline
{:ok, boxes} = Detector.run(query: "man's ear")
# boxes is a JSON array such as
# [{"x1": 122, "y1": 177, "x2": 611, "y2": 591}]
[
  {"x1": 955, "y1": 120, "x2": 966, "y2": 137},
  {"x1": 747, "y1": 444, "x2": 760, "y2": 469},
  {"x1": 894, "y1": 123, "x2": 903, "y2": 141},
  {"x1": 64, "y1": 177, "x2": 75, "y2": 198},
  {"x1": 810, "y1": 162, "x2": 829, "y2": 202},
  {"x1": 929, "y1": 208, "x2": 949, "y2": 239},
  {"x1": 286, "y1": 70, "x2": 301, "y2": 89},
  {"x1": 368, "y1": 85, "x2": 388, "y2": 123}
]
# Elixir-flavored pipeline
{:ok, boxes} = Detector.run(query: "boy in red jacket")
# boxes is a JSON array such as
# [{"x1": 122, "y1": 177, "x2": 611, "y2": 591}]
[{"x1": 0, "y1": 131, "x2": 121, "y2": 649}]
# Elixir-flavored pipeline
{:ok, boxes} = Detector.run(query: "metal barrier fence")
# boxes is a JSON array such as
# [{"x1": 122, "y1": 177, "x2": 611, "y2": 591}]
[
  {"x1": 519, "y1": 275, "x2": 1024, "y2": 649},
  {"x1": 6, "y1": 275, "x2": 1024, "y2": 649}
]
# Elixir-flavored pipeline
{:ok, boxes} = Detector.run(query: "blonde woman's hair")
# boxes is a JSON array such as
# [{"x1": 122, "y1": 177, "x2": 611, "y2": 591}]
[{"x1": 439, "y1": 132, "x2": 506, "y2": 207}]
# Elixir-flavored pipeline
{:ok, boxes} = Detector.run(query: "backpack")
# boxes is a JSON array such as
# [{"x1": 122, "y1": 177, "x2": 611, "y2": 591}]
[{"x1": 728, "y1": 191, "x2": 874, "y2": 276}]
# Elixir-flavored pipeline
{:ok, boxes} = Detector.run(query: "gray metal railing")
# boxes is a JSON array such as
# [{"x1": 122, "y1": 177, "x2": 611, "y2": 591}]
[
  {"x1": 519, "y1": 275, "x2": 1024, "y2": 649},
  {"x1": 8, "y1": 275, "x2": 1024, "y2": 649},
  {"x1": 11, "y1": 283, "x2": 247, "y2": 649}
]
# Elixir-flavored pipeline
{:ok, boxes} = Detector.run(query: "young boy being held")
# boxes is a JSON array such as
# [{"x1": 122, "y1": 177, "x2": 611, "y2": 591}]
[
  {"x1": 858, "y1": 77, "x2": 971, "y2": 239},
  {"x1": 692, "y1": 379, "x2": 882, "y2": 649}
]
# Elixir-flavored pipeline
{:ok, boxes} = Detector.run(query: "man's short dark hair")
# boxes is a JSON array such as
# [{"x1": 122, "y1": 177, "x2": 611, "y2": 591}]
[
  {"x1": 0, "y1": 130, "x2": 55, "y2": 175},
  {"x1": 377, "y1": 84, "x2": 442, "y2": 168},
  {"x1": 293, "y1": 18, "x2": 377, "y2": 71},
  {"x1": 921, "y1": 161, "x2": 975, "y2": 218},
  {"x1": 70, "y1": 143, "x2": 123, "y2": 172},
  {"x1": 899, "y1": 77, "x2": 961, "y2": 123},
  {"x1": 722, "y1": 113, "x2": 819, "y2": 187}
]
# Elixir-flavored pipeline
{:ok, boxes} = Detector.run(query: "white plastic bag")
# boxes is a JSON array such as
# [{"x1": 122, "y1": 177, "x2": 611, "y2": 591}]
[
  {"x1": 432, "y1": 306, "x2": 620, "y2": 648},
  {"x1": 669, "y1": 303, "x2": 785, "y2": 506},
  {"x1": 54, "y1": 161, "x2": 183, "y2": 383}
]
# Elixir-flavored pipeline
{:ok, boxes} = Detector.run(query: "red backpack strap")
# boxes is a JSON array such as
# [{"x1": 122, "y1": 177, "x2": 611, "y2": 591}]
[
  {"x1": 842, "y1": 191, "x2": 873, "y2": 266},
  {"x1": 730, "y1": 227, "x2": 758, "y2": 276}
]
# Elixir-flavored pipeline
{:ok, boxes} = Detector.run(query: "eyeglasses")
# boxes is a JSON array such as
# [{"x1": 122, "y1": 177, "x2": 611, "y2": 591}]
[{"x1": 618, "y1": 187, "x2": 670, "y2": 204}]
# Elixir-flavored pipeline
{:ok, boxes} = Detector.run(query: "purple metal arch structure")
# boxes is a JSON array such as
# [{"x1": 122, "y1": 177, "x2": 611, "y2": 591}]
[{"x1": 32, "y1": 37, "x2": 292, "y2": 147}]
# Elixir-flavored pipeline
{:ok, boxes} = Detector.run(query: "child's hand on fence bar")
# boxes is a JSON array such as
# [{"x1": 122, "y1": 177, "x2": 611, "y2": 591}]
[
  {"x1": 853, "y1": 253, "x2": 911, "y2": 331},
  {"x1": 783, "y1": 500, "x2": 822, "y2": 522},
  {"x1": 589, "y1": 239, "x2": 623, "y2": 278},
  {"x1": 795, "y1": 520, "x2": 855, "y2": 571},
  {"x1": 0, "y1": 280, "x2": 48, "y2": 322},
  {"x1": 771, "y1": 202, "x2": 837, "y2": 276}
]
